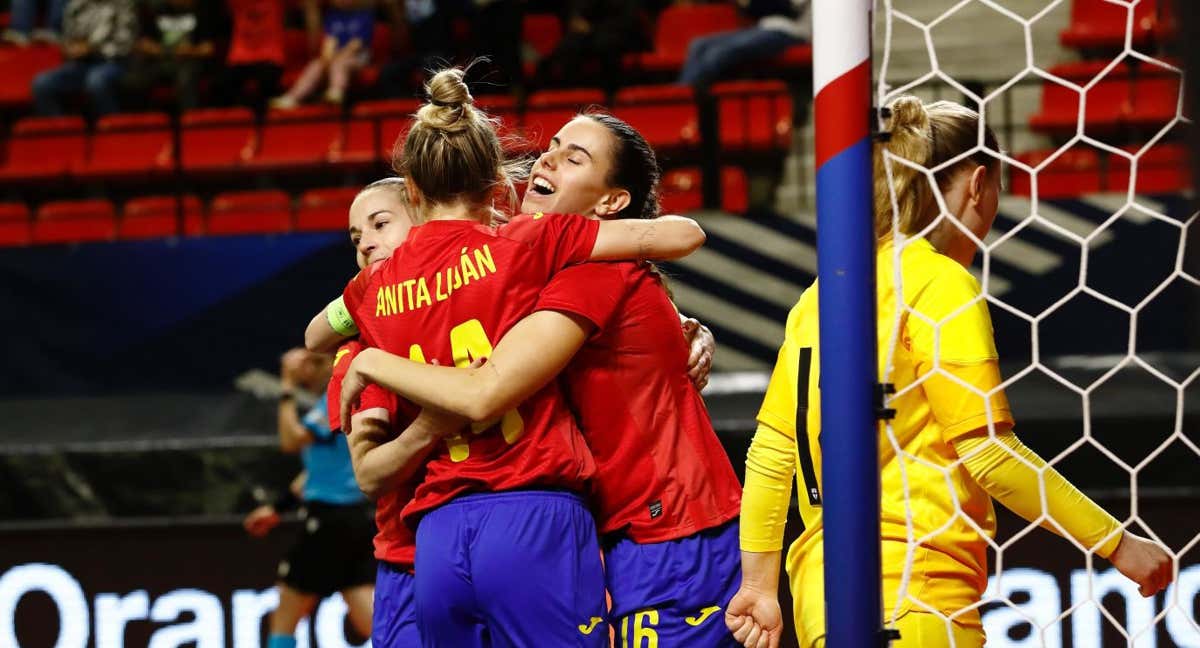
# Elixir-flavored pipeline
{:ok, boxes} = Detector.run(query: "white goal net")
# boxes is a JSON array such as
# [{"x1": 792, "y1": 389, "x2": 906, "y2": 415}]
[{"x1": 875, "y1": 1, "x2": 1196, "y2": 646}]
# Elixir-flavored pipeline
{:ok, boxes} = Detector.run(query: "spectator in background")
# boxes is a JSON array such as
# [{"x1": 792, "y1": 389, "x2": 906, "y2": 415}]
[
  {"x1": 679, "y1": 0, "x2": 809, "y2": 87},
  {"x1": 271, "y1": 0, "x2": 375, "y2": 109},
  {"x1": 221, "y1": 0, "x2": 287, "y2": 112},
  {"x1": 377, "y1": 0, "x2": 453, "y2": 98},
  {"x1": 536, "y1": 0, "x2": 646, "y2": 94},
  {"x1": 31, "y1": 0, "x2": 138, "y2": 116},
  {"x1": 3, "y1": 0, "x2": 68, "y2": 45},
  {"x1": 124, "y1": 0, "x2": 218, "y2": 111}
]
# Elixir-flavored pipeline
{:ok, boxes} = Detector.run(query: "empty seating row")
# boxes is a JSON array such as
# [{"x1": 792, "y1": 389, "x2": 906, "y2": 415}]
[
  {"x1": 1009, "y1": 142, "x2": 1188, "y2": 198},
  {"x1": 0, "y1": 82, "x2": 793, "y2": 185},
  {"x1": 0, "y1": 188, "x2": 350, "y2": 246},
  {"x1": 1059, "y1": 0, "x2": 1176, "y2": 51},
  {"x1": 0, "y1": 166, "x2": 751, "y2": 247},
  {"x1": 1028, "y1": 59, "x2": 1181, "y2": 136}
]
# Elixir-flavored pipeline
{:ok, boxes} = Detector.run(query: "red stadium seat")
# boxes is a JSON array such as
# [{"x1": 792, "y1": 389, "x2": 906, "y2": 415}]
[
  {"x1": 522, "y1": 13, "x2": 563, "y2": 77},
  {"x1": 1108, "y1": 143, "x2": 1189, "y2": 194},
  {"x1": 75, "y1": 112, "x2": 174, "y2": 180},
  {"x1": 1031, "y1": 62, "x2": 1178, "y2": 135},
  {"x1": 352, "y1": 98, "x2": 423, "y2": 120},
  {"x1": 337, "y1": 119, "x2": 381, "y2": 166},
  {"x1": 711, "y1": 80, "x2": 792, "y2": 151},
  {"x1": 208, "y1": 190, "x2": 292, "y2": 235},
  {"x1": 1010, "y1": 147, "x2": 1102, "y2": 198},
  {"x1": 475, "y1": 94, "x2": 523, "y2": 148},
  {"x1": 33, "y1": 199, "x2": 117, "y2": 244},
  {"x1": 121, "y1": 195, "x2": 204, "y2": 239},
  {"x1": 0, "y1": 44, "x2": 62, "y2": 108},
  {"x1": 246, "y1": 105, "x2": 341, "y2": 171},
  {"x1": 633, "y1": 4, "x2": 742, "y2": 73},
  {"x1": 297, "y1": 187, "x2": 360, "y2": 232},
  {"x1": 660, "y1": 168, "x2": 704, "y2": 214},
  {"x1": 350, "y1": 99, "x2": 422, "y2": 163},
  {"x1": 0, "y1": 202, "x2": 32, "y2": 247},
  {"x1": 659, "y1": 166, "x2": 749, "y2": 215},
  {"x1": 1029, "y1": 73, "x2": 1128, "y2": 135},
  {"x1": 612, "y1": 85, "x2": 699, "y2": 152},
  {"x1": 0, "y1": 116, "x2": 86, "y2": 183},
  {"x1": 524, "y1": 88, "x2": 607, "y2": 150},
  {"x1": 1128, "y1": 75, "x2": 1180, "y2": 129},
  {"x1": 180, "y1": 108, "x2": 255, "y2": 174},
  {"x1": 363, "y1": 23, "x2": 392, "y2": 85},
  {"x1": 1060, "y1": 0, "x2": 1157, "y2": 50}
]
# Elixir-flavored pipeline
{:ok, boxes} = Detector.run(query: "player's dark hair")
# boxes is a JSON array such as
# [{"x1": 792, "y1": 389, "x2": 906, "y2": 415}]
[{"x1": 579, "y1": 110, "x2": 662, "y2": 220}]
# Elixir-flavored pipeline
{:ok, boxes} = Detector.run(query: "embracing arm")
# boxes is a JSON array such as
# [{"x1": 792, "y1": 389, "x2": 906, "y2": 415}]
[
  {"x1": 306, "y1": 295, "x2": 359, "y2": 352},
  {"x1": 347, "y1": 407, "x2": 464, "y2": 499},
  {"x1": 342, "y1": 311, "x2": 593, "y2": 428},
  {"x1": 591, "y1": 215, "x2": 705, "y2": 262}
]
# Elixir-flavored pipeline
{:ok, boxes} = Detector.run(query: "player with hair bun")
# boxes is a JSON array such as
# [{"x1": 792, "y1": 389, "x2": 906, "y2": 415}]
[
  {"x1": 337, "y1": 64, "x2": 708, "y2": 646},
  {"x1": 343, "y1": 109, "x2": 745, "y2": 647},
  {"x1": 726, "y1": 96, "x2": 1174, "y2": 648}
]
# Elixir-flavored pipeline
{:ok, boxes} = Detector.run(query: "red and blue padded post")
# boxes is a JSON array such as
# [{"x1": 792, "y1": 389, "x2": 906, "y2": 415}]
[{"x1": 813, "y1": 1, "x2": 884, "y2": 647}]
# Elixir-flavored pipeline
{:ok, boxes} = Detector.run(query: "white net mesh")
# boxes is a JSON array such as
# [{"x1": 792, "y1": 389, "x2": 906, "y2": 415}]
[{"x1": 875, "y1": 1, "x2": 1197, "y2": 646}]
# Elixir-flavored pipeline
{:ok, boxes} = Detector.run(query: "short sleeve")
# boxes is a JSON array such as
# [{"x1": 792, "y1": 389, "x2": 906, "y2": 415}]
[
  {"x1": 501, "y1": 213, "x2": 601, "y2": 271},
  {"x1": 907, "y1": 265, "x2": 998, "y2": 365},
  {"x1": 326, "y1": 341, "x2": 364, "y2": 432},
  {"x1": 535, "y1": 263, "x2": 630, "y2": 334},
  {"x1": 356, "y1": 383, "x2": 398, "y2": 416},
  {"x1": 925, "y1": 361, "x2": 1015, "y2": 443},
  {"x1": 354, "y1": 384, "x2": 420, "y2": 430}
]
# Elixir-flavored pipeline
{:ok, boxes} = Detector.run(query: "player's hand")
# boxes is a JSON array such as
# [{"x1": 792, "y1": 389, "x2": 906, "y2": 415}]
[
  {"x1": 243, "y1": 505, "x2": 280, "y2": 538},
  {"x1": 682, "y1": 316, "x2": 715, "y2": 391},
  {"x1": 1110, "y1": 531, "x2": 1174, "y2": 597},
  {"x1": 725, "y1": 585, "x2": 783, "y2": 648}
]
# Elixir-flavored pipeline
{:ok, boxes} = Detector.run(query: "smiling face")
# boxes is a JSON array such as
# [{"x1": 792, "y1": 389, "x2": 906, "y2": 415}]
[
  {"x1": 521, "y1": 117, "x2": 621, "y2": 218},
  {"x1": 348, "y1": 186, "x2": 416, "y2": 269}
]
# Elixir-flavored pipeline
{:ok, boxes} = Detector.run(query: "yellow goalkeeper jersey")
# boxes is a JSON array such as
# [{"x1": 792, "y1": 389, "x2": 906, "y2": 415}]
[{"x1": 751, "y1": 237, "x2": 1016, "y2": 628}]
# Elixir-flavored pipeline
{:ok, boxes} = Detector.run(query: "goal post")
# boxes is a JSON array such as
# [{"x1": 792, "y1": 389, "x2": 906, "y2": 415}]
[{"x1": 812, "y1": 1, "x2": 885, "y2": 647}]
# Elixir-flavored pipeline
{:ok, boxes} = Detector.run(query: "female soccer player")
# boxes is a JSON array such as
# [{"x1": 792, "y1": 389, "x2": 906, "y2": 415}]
[
  {"x1": 340, "y1": 110, "x2": 745, "y2": 646},
  {"x1": 723, "y1": 97, "x2": 1175, "y2": 648},
  {"x1": 333, "y1": 177, "x2": 466, "y2": 648},
  {"x1": 340, "y1": 65, "x2": 707, "y2": 647}
]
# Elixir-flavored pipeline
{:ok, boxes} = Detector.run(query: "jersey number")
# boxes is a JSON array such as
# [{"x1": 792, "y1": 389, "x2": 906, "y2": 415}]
[
  {"x1": 619, "y1": 610, "x2": 659, "y2": 648},
  {"x1": 409, "y1": 319, "x2": 525, "y2": 462}
]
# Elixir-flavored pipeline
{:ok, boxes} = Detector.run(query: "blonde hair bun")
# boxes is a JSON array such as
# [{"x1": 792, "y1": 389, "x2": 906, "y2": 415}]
[
  {"x1": 887, "y1": 95, "x2": 930, "y2": 133},
  {"x1": 417, "y1": 68, "x2": 475, "y2": 133}
]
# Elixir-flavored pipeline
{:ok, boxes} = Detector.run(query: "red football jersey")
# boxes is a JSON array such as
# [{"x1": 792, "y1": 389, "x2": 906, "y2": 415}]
[
  {"x1": 536, "y1": 262, "x2": 742, "y2": 543},
  {"x1": 347, "y1": 213, "x2": 602, "y2": 522},
  {"x1": 355, "y1": 383, "x2": 419, "y2": 566}
]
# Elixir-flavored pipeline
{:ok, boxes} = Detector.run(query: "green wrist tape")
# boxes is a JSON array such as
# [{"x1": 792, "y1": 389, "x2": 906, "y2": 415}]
[{"x1": 326, "y1": 296, "x2": 359, "y2": 337}]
